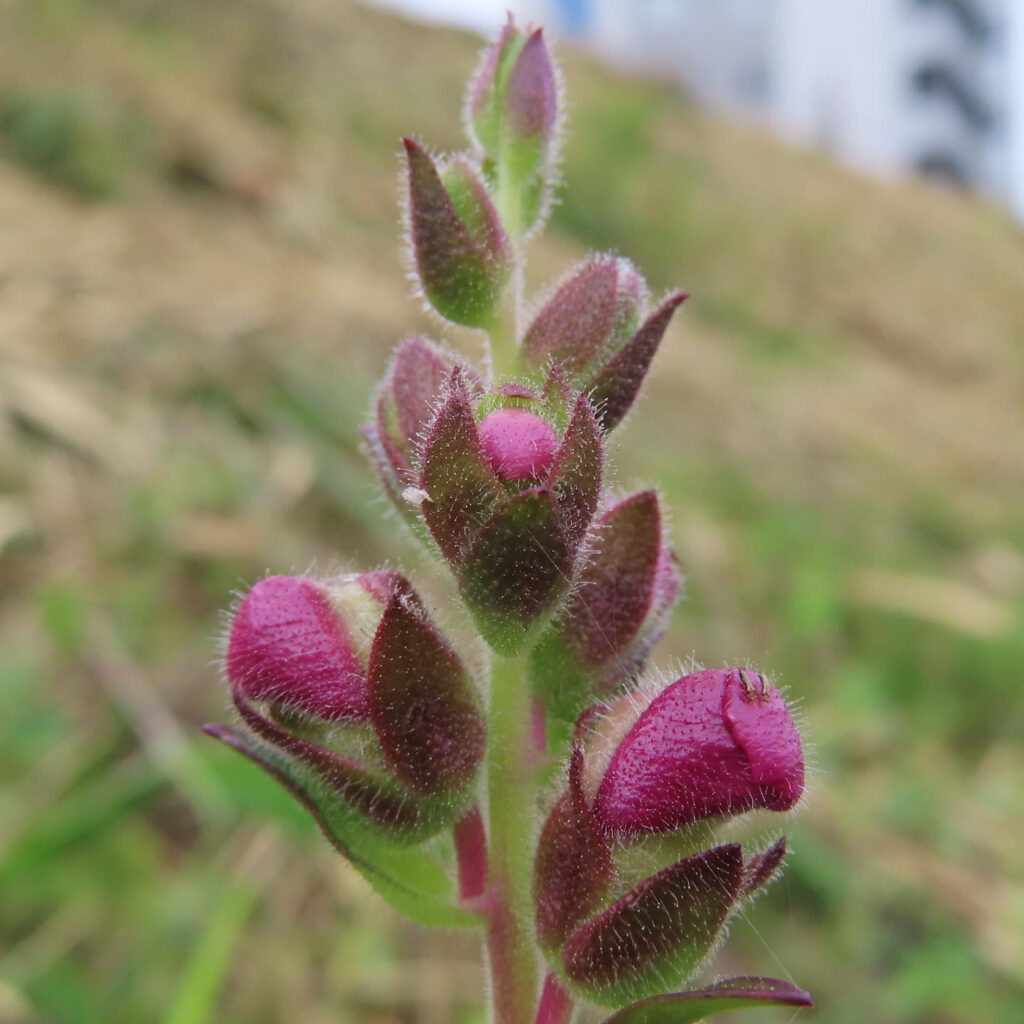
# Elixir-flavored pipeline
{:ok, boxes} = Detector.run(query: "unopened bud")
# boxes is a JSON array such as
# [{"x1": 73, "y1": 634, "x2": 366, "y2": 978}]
[
  {"x1": 479, "y1": 406, "x2": 559, "y2": 481},
  {"x1": 522, "y1": 257, "x2": 647, "y2": 381},
  {"x1": 418, "y1": 380, "x2": 603, "y2": 653},
  {"x1": 222, "y1": 571, "x2": 485, "y2": 841},
  {"x1": 403, "y1": 139, "x2": 512, "y2": 328},
  {"x1": 466, "y1": 17, "x2": 560, "y2": 236}
]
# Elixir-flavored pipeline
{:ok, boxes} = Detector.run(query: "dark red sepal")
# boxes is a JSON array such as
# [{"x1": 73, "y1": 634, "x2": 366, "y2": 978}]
[
  {"x1": 562, "y1": 844, "x2": 743, "y2": 1006},
  {"x1": 368, "y1": 590, "x2": 485, "y2": 797},
  {"x1": 588, "y1": 292, "x2": 687, "y2": 432}
]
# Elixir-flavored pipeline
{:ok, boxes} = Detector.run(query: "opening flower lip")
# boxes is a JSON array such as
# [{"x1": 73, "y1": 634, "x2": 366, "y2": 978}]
[{"x1": 590, "y1": 667, "x2": 805, "y2": 837}]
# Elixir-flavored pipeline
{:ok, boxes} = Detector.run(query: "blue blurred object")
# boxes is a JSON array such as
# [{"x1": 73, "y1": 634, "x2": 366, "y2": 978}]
[{"x1": 556, "y1": 0, "x2": 589, "y2": 35}]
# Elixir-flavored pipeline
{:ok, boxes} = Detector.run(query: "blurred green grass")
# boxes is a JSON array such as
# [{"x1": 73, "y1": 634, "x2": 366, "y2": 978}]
[{"x1": 1, "y1": 0, "x2": 1023, "y2": 1021}]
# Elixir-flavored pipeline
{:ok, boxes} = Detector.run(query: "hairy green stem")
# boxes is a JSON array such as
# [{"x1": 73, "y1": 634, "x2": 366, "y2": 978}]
[
  {"x1": 486, "y1": 291, "x2": 519, "y2": 381},
  {"x1": 486, "y1": 648, "x2": 539, "y2": 1024},
  {"x1": 496, "y1": 155, "x2": 524, "y2": 248}
]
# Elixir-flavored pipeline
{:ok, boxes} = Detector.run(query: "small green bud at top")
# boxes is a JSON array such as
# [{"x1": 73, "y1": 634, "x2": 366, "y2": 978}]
[
  {"x1": 404, "y1": 139, "x2": 512, "y2": 328},
  {"x1": 466, "y1": 17, "x2": 560, "y2": 237}
]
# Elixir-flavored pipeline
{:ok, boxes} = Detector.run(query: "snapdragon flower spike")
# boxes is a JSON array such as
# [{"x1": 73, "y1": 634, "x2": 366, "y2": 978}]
[
  {"x1": 593, "y1": 668, "x2": 805, "y2": 837},
  {"x1": 530, "y1": 490, "x2": 680, "y2": 720},
  {"x1": 466, "y1": 16, "x2": 559, "y2": 237},
  {"x1": 222, "y1": 572, "x2": 485, "y2": 841},
  {"x1": 418, "y1": 373, "x2": 603, "y2": 653},
  {"x1": 522, "y1": 256, "x2": 688, "y2": 432},
  {"x1": 403, "y1": 139, "x2": 512, "y2": 328}
]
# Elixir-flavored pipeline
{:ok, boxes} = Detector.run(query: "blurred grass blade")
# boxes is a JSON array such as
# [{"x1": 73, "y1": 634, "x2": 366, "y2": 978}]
[{"x1": 163, "y1": 881, "x2": 258, "y2": 1024}]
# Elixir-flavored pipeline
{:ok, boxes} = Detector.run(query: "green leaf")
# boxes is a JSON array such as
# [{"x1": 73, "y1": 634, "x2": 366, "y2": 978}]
[{"x1": 601, "y1": 977, "x2": 813, "y2": 1023}]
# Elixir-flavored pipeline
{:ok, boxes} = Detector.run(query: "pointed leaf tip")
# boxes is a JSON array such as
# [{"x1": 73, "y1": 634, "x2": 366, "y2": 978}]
[
  {"x1": 534, "y1": 749, "x2": 614, "y2": 951},
  {"x1": 420, "y1": 381, "x2": 502, "y2": 566},
  {"x1": 590, "y1": 291, "x2": 688, "y2": 432},
  {"x1": 548, "y1": 393, "x2": 602, "y2": 553},
  {"x1": 566, "y1": 489, "x2": 662, "y2": 667}
]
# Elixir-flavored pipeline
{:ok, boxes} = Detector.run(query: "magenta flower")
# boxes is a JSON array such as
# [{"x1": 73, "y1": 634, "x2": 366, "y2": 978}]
[
  {"x1": 592, "y1": 667, "x2": 804, "y2": 836},
  {"x1": 226, "y1": 574, "x2": 371, "y2": 722},
  {"x1": 532, "y1": 668, "x2": 802, "y2": 1005}
]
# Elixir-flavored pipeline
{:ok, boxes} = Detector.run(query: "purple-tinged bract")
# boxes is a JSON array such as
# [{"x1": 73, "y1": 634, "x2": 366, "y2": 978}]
[
  {"x1": 529, "y1": 490, "x2": 679, "y2": 720},
  {"x1": 561, "y1": 844, "x2": 744, "y2": 1006},
  {"x1": 404, "y1": 139, "x2": 512, "y2": 328},
  {"x1": 534, "y1": 750, "x2": 615, "y2": 953}
]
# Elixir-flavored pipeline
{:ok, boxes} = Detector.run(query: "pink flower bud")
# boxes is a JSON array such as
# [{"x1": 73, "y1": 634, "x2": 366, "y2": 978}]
[
  {"x1": 226, "y1": 575, "x2": 370, "y2": 722},
  {"x1": 592, "y1": 668, "x2": 804, "y2": 836},
  {"x1": 417, "y1": 381, "x2": 603, "y2": 653},
  {"x1": 479, "y1": 406, "x2": 559, "y2": 481},
  {"x1": 219, "y1": 571, "x2": 486, "y2": 840}
]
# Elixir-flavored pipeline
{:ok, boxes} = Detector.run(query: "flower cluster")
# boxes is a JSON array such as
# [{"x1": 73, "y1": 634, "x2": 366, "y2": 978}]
[{"x1": 205, "y1": 16, "x2": 812, "y2": 1024}]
